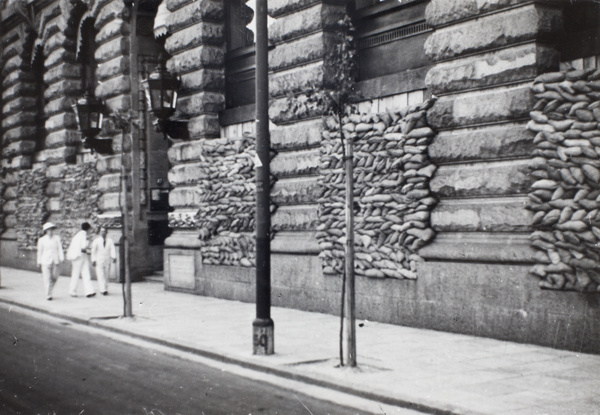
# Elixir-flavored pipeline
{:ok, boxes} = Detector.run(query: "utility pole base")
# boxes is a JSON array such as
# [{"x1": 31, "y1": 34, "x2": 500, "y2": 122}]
[{"x1": 253, "y1": 318, "x2": 274, "y2": 355}]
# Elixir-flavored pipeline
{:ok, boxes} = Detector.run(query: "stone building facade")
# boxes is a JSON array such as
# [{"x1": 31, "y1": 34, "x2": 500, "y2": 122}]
[{"x1": 1, "y1": 0, "x2": 599, "y2": 353}]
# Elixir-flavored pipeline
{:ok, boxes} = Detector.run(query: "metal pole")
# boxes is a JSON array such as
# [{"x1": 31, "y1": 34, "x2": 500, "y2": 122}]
[
  {"x1": 252, "y1": 0, "x2": 274, "y2": 355},
  {"x1": 122, "y1": 143, "x2": 133, "y2": 318},
  {"x1": 344, "y1": 130, "x2": 357, "y2": 367}
]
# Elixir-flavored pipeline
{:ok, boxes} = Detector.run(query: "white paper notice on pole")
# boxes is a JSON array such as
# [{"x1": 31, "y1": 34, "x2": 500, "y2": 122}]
[{"x1": 254, "y1": 153, "x2": 262, "y2": 168}]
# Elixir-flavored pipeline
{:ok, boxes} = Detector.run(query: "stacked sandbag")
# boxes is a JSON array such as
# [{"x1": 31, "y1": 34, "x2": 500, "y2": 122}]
[
  {"x1": 14, "y1": 168, "x2": 49, "y2": 249},
  {"x1": 194, "y1": 136, "x2": 258, "y2": 267},
  {"x1": 317, "y1": 99, "x2": 437, "y2": 279},
  {"x1": 527, "y1": 68, "x2": 600, "y2": 292}
]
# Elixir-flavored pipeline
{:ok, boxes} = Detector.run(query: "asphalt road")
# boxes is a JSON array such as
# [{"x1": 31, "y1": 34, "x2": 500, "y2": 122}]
[{"x1": 0, "y1": 306, "x2": 376, "y2": 415}]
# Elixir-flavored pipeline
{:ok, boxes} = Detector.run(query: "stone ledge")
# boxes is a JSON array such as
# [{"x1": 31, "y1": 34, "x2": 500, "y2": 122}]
[
  {"x1": 271, "y1": 176, "x2": 320, "y2": 205},
  {"x1": 271, "y1": 148, "x2": 320, "y2": 177},
  {"x1": 419, "y1": 231, "x2": 536, "y2": 263},
  {"x1": 167, "y1": 44, "x2": 225, "y2": 73},
  {"x1": 271, "y1": 119, "x2": 324, "y2": 150},
  {"x1": 431, "y1": 159, "x2": 533, "y2": 198},
  {"x1": 432, "y1": 196, "x2": 532, "y2": 232},
  {"x1": 272, "y1": 231, "x2": 320, "y2": 254},
  {"x1": 429, "y1": 123, "x2": 534, "y2": 163}
]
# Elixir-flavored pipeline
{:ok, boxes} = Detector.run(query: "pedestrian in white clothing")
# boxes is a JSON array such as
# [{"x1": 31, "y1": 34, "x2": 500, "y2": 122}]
[
  {"x1": 37, "y1": 222, "x2": 64, "y2": 300},
  {"x1": 66, "y1": 222, "x2": 95, "y2": 298},
  {"x1": 91, "y1": 227, "x2": 116, "y2": 295}
]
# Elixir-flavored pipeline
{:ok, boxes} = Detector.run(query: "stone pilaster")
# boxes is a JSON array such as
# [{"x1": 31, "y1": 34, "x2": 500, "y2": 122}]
[{"x1": 421, "y1": 0, "x2": 563, "y2": 263}]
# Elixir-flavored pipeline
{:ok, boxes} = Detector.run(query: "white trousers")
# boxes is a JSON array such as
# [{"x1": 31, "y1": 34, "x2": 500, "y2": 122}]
[
  {"x1": 69, "y1": 256, "x2": 95, "y2": 296},
  {"x1": 41, "y1": 263, "x2": 59, "y2": 298},
  {"x1": 95, "y1": 262, "x2": 110, "y2": 293}
]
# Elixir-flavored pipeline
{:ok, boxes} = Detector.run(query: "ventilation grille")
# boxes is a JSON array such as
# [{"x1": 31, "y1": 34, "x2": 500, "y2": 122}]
[{"x1": 357, "y1": 21, "x2": 431, "y2": 49}]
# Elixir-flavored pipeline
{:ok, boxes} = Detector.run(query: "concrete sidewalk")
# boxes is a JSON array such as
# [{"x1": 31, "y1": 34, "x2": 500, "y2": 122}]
[{"x1": 0, "y1": 266, "x2": 598, "y2": 415}]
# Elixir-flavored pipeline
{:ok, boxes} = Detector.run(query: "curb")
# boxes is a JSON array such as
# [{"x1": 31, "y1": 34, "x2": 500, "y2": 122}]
[{"x1": 0, "y1": 297, "x2": 462, "y2": 415}]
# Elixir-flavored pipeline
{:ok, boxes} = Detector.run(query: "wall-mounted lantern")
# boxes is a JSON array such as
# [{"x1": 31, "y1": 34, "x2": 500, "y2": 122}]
[
  {"x1": 72, "y1": 92, "x2": 113, "y2": 154},
  {"x1": 142, "y1": 58, "x2": 188, "y2": 140}
]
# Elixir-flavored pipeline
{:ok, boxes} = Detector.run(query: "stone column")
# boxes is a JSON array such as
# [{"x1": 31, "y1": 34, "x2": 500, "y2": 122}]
[{"x1": 267, "y1": 0, "x2": 347, "y2": 252}]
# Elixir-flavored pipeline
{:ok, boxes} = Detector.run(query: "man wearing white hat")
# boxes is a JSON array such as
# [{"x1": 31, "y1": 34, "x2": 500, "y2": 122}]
[
  {"x1": 37, "y1": 222, "x2": 64, "y2": 300},
  {"x1": 66, "y1": 222, "x2": 95, "y2": 298}
]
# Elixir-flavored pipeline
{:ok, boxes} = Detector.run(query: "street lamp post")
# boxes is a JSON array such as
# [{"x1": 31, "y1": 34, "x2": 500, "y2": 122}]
[{"x1": 252, "y1": 0, "x2": 274, "y2": 355}]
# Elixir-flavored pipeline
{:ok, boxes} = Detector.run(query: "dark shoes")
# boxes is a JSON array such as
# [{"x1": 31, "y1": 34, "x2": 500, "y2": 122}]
[
  {"x1": 86, "y1": 293, "x2": 96, "y2": 298},
  {"x1": 101, "y1": 291, "x2": 108, "y2": 296}
]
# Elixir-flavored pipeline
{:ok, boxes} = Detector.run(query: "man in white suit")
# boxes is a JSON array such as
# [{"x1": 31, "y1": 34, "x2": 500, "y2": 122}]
[
  {"x1": 37, "y1": 222, "x2": 64, "y2": 300},
  {"x1": 91, "y1": 227, "x2": 116, "y2": 295},
  {"x1": 67, "y1": 222, "x2": 95, "y2": 298}
]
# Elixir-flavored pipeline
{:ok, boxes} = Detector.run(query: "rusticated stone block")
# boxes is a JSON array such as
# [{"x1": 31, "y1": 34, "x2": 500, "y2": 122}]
[
  {"x1": 2, "y1": 186, "x2": 18, "y2": 200},
  {"x1": 96, "y1": 154, "x2": 122, "y2": 174},
  {"x1": 429, "y1": 123, "x2": 534, "y2": 163},
  {"x1": 3, "y1": 97, "x2": 36, "y2": 116},
  {"x1": 44, "y1": 96, "x2": 78, "y2": 117},
  {"x1": 272, "y1": 204, "x2": 319, "y2": 231},
  {"x1": 96, "y1": 19, "x2": 129, "y2": 45},
  {"x1": 44, "y1": 64, "x2": 82, "y2": 85},
  {"x1": 43, "y1": 31, "x2": 69, "y2": 57},
  {"x1": 2, "y1": 200, "x2": 16, "y2": 214},
  {"x1": 1, "y1": 111, "x2": 37, "y2": 130},
  {"x1": 96, "y1": 37, "x2": 129, "y2": 63},
  {"x1": 45, "y1": 49, "x2": 75, "y2": 69},
  {"x1": 95, "y1": 75, "x2": 131, "y2": 99},
  {"x1": 168, "y1": 162, "x2": 209, "y2": 185},
  {"x1": 268, "y1": 0, "x2": 319, "y2": 18},
  {"x1": 426, "y1": 0, "x2": 530, "y2": 28},
  {"x1": 269, "y1": 3, "x2": 344, "y2": 44},
  {"x1": 270, "y1": 32, "x2": 330, "y2": 72},
  {"x1": 167, "y1": 0, "x2": 223, "y2": 27},
  {"x1": 98, "y1": 173, "x2": 121, "y2": 192},
  {"x1": 426, "y1": 44, "x2": 559, "y2": 95},
  {"x1": 44, "y1": 79, "x2": 81, "y2": 101},
  {"x1": 269, "y1": 95, "x2": 325, "y2": 125},
  {"x1": 100, "y1": 192, "x2": 132, "y2": 212},
  {"x1": 431, "y1": 159, "x2": 533, "y2": 198},
  {"x1": 431, "y1": 197, "x2": 532, "y2": 232},
  {"x1": 165, "y1": 22, "x2": 224, "y2": 55},
  {"x1": 169, "y1": 187, "x2": 204, "y2": 208},
  {"x1": 271, "y1": 118, "x2": 324, "y2": 150},
  {"x1": 2, "y1": 83, "x2": 36, "y2": 103},
  {"x1": 95, "y1": 1, "x2": 129, "y2": 30},
  {"x1": 180, "y1": 68, "x2": 224, "y2": 93},
  {"x1": 270, "y1": 148, "x2": 320, "y2": 176},
  {"x1": 46, "y1": 182, "x2": 61, "y2": 197},
  {"x1": 2, "y1": 72, "x2": 25, "y2": 89},
  {"x1": 35, "y1": 147, "x2": 77, "y2": 165},
  {"x1": 271, "y1": 177, "x2": 320, "y2": 205},
  {"x1": 104, "y1": 95, "x2": 131, "y2": 113},
  {"x1": 424, "y1": 5, "x2": 562, "y2": 62},
  {"x1": 177, "y1": 92, "x2": 225, "y2": 116},
  {"x1": 168, "y1": 140, "x2": 205, "y2": 163},
  {"x1": 97, "y1": 56, "x2": 130, "y2": 80},
  {"x1": 3, "y1": 126, "x2": 36, "y2": 144},
  {"x1": 428, "y1": 85, "x2": 534, "y2": 130},
  {"x1": 2, "y1": 141, "x2": 37, "y2": 158},
  {"x1": 270, "y1": 62, "x2": 324, "y2": 98},
  {"x1": 3, "y1": 155, "x2": 32, "y2": 170},
  {"x1": 167, "y1": 45, "x2": 224, "y2": 72},
  {"x1": 2, "y1": 54, "x2": 25, "y2": 75},
  {"x1": 186, "y1": 114, "x2": 221, "y2": 138},
  {"x1": 45, "y1": 112, "x2": 78, "y2": 133}
]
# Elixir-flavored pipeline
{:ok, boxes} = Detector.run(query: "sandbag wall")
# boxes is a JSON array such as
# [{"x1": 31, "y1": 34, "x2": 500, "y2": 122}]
[
  {"x1": 527, "y1": 69, "x2": 600, "y2": 292},
  {"x1": 189, "y1": 136, "x2": 258, "y2": 267},
  {"x1": 13, "y1": 168, "x2": 49, "y2": 249},
  {"x1": 317, "y1": 99, "x2": 437, "y2": 279},
  {"x1": 54, "y1": 162, "x2": 102, "y2": 248}
]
